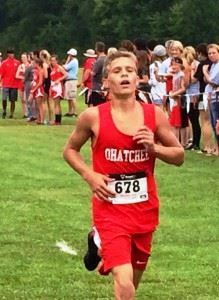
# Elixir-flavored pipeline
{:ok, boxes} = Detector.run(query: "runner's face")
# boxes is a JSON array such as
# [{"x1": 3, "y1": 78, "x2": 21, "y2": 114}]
[
  {"x1": 208, "y1": 47, "x2": 219, "y2": 62},
  {"x1": 106, "y1": 57, "x2": 138, "y2": 97}
]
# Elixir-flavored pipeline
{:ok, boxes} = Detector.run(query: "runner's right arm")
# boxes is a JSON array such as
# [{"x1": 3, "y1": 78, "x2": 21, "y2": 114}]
[{"x1": 63, "y1": 109, "x2": 115, "y2": 201}]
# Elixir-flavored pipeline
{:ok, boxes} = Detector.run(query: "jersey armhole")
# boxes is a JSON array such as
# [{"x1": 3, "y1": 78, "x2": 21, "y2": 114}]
[{"x1": 91, "y1": 106, "x2": 101, "y2": 150}]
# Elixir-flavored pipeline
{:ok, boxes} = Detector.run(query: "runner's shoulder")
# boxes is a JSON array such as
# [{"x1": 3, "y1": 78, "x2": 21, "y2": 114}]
[{"x1": 77, "y1": 106, "x2": 99, "y2": 127}]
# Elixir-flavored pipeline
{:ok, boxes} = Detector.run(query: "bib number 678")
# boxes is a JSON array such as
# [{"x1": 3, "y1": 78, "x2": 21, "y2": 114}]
[{"x1": 115, "y1": 180, "x2": 140, "y2": 194}]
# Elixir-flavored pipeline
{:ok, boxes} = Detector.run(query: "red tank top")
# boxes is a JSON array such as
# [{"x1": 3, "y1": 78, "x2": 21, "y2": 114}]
[
  {"x1": 92, "y1": 101, "x2": 159, "y2": 233},
  {"x1": 50, "y1": 65, "x2": 63, "y2": 82}
]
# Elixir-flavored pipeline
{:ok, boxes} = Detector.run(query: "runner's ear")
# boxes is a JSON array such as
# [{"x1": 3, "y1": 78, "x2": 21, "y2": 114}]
[{"x1": 103, "y1": 78, "x2": 109, "y2": 89}]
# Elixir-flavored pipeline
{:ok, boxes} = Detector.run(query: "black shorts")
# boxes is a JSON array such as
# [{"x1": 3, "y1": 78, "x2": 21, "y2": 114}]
[
  {"x1": 2, "y1": 88, "x2": 18, "y2": 101},
  {"x1": 180, "y1": 96, "x2": 189, "y2": 128},
  {"x1": 89, "y1": 91, "x2": 106, "y2": 106}
]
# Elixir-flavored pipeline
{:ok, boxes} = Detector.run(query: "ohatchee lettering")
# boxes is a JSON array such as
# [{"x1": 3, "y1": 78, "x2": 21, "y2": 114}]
[{"x1": 105, "y1": 148, "x2": 149, "y2": 162}]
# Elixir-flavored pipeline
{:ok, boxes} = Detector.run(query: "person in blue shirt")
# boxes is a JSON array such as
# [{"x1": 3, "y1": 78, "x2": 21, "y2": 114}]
[{"x1": 63, "y1": 48, "x2": 79, "y2": 116}]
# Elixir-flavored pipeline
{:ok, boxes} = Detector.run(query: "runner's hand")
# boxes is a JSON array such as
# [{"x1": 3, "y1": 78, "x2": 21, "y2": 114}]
[
  {"x1": 133, "y1": 125, "x2": 155, "y2": 152},
  {"x1": 84, "y1": 170, "x2": 116, "y2": 202}
]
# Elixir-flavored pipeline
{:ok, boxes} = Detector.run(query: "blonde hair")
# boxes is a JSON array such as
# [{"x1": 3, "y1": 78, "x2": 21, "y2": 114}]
[
  {"x1": 207, "y1": 43, "x2": 219, "y2": 52},
  {"x1": 183, "y1": 46, "x2": 196, "y2": 65},
  {"x1": 39, "y1": 49, "x2": 51, "y2": 63},
  {"x1": 107, "y1": 47, "x2": 117, "y2": 56},
  {"x1": 165, "y1": 40, "x2": 174, "y2": 49},
  {"x1": 170, "y1": 40, "x2": 184, "y2": 53}
]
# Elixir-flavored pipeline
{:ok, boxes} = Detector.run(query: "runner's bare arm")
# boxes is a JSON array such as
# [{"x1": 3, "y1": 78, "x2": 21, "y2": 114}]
[
  {"x1": 133, "y1": 107, "x2": 184, "y2": 166},
  {"x1": 63, "y1": 108, "x2": 115, "y2": 201},
  {"x1": 56, "y1": 65, "x2": 67, "y2": 83}
]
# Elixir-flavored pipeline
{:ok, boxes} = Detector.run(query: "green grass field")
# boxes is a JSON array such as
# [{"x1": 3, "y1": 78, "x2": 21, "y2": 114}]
[{"x1": 0, "y1": 98, "x2": 218, "y2": 300}]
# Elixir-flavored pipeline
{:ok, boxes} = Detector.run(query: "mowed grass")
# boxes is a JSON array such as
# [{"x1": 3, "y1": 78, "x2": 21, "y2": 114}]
[{"x1": 0, "y1": 97, "x2": 218, "y2": 300}]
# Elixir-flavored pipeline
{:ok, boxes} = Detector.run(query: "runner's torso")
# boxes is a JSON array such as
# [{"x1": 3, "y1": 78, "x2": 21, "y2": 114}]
[{"x1": 92, "y1": 101, "x2": 159, "y2": 233}]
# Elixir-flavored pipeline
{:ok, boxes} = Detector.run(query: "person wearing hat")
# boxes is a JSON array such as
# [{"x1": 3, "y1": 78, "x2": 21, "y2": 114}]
[
  {"x1": 78, "y1": 49, "x2": 97, "y2": 105},
  {"x1": 148, "y1": 45, "x2": 167, "y2": 108},
  {"x1": 63, "y1": 48, "x2": 79, "y2": 116},
  {"x1": 0, "y1": 48, "x2": 20, "y2": 119}
]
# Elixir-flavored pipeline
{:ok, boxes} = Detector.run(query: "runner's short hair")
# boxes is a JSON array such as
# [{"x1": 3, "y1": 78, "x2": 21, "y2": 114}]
[{"x1": 103, "y1": 51, "x2": 137, "y2": 78}]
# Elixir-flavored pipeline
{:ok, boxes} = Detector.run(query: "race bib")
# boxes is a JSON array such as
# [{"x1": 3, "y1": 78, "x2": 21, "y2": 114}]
[{"x1": 108, "y1": 171, "x2": 148, "y2": 204}]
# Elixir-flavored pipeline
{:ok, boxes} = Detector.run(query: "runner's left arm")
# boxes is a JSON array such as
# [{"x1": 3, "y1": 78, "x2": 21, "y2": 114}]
[{"x1": 133, "y1": 107, "x2": 184, "y2": 166}]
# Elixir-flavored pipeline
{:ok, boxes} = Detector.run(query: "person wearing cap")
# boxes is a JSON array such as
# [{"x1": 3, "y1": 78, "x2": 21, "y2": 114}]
[
  {"x1": 63, "y1": 48, "x2": 79, "y2": 116},
  {"x1": 78, "y1": 49, "x2": 97, "y2": 105},
  {"x1": 0, "y1": 48, "x2": 20, "y2": 119},
  {"x1": 149, "y1": 45, "x2": 167, "y2": 108}
]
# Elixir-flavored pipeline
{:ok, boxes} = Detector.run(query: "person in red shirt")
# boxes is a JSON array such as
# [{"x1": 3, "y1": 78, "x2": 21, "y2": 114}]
[
  {"x1": 0, "y1": 52, "x2": 2, "y2": 93},
  {"x1": 0, "y1": 48, "x2": 20, "y2": 119},
  {"x1": 49, "y1": 55, "x2": 67, "y2": 125},
  {"x1": 63, "y1": 51, "x2": 184, "y2": 300},
  {"x1": 78, "y1": 49, "x2": 97, "y2": 105}
]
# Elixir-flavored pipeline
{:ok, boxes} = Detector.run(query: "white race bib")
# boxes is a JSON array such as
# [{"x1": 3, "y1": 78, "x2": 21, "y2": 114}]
[{"x1": 108, "y1": 172, "x2": 148, "y2": 204}]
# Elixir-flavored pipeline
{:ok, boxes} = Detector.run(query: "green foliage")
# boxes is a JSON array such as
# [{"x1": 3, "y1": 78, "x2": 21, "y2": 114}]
[{"x1": 0, "y1": 0, "x2": 219, "y2": 56}]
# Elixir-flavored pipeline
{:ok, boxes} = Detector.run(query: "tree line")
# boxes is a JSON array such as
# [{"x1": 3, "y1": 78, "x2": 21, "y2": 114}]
[{"x1": 0, "y1": 0, "x2": 219, "y2": 60}]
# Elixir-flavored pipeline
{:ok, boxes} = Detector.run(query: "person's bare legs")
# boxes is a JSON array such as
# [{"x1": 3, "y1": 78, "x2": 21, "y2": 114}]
[
  {"x1": 180, "y1": 127, "x2": 188, "y2": 147},
  {"x1": 68, "y1": 100, "x2": 74, "y2": 114},
  {"x1": 72, "y1": 98, "x2": 77, "y2": 115},
  {"x1": 112, "y1": 264, "x2": 135, "y2": 300},
  {"x1": 48, "y1": 98, "x2": 55, "y2": 123},
  {"x1": 36, "y1": 96, "x2": 45, "y2": 123},
  {"x1": 19, "y1": 90, "x2": 27, "y2": 117},
  {"x1": 10, "y1": 101, "x2": 15, "y2": 117},
  {"x1": 2, "y1": 100, "x2": 7, "y2": 117},
  {"x1": 172, "y1": 127, "x2": 180, "y2": 142},
  {"x1": 200, "y1": 110, "x2": 214, "y2": 153},
  {"x1": 45, "y1": 95, "x2": 53, "y2": 123}
]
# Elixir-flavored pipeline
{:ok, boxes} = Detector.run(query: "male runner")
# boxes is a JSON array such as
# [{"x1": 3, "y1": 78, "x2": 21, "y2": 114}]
[{"x1": 63, "y1": 51, "x2": 184, "y2": 300}]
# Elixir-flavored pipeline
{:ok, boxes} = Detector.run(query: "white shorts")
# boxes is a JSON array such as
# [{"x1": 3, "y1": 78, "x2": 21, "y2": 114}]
[{"x1": 64, "y1": 80, "x2": 77, "y2": 100}]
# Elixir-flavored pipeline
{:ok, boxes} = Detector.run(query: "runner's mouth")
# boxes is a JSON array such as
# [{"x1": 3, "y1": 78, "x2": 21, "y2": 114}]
[{"x1": 120, "y1": 80, "x2": 130, "y2": 85}]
